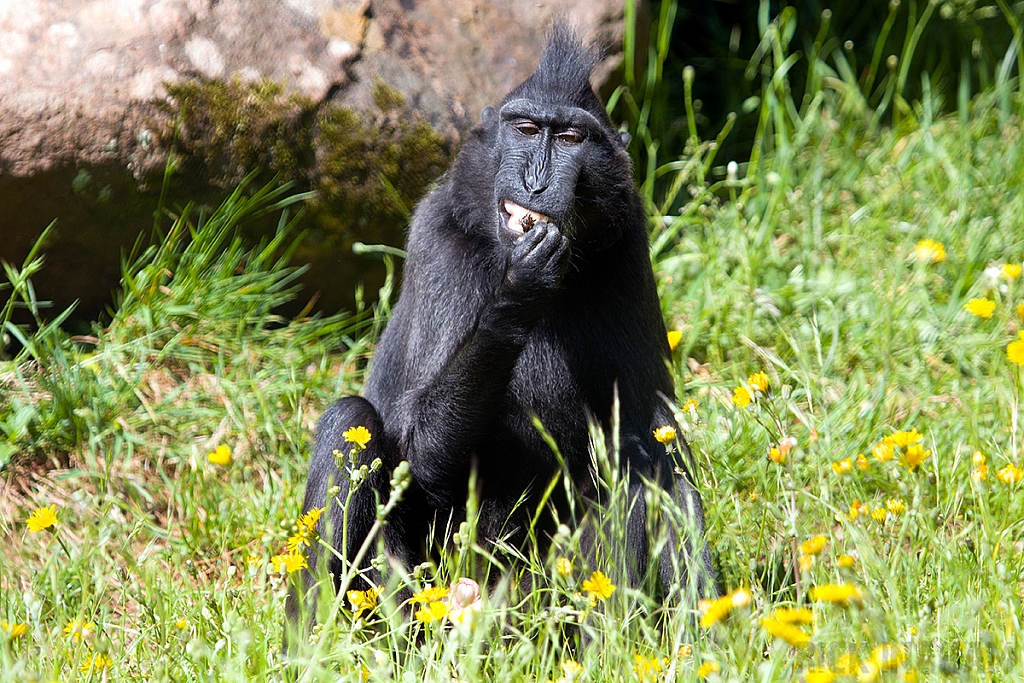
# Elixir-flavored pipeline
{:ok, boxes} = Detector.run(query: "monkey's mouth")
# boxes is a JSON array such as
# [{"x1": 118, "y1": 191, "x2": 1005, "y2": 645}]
[{"x1": 501, "y1": 200, "x2": 552, "y2": 235}]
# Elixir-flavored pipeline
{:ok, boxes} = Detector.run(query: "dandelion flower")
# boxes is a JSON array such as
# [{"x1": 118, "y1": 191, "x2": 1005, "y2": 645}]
[
  {"x1": 556, "y1": 557, "x2": 573, "y2": 576},
  {"x1": 699, "y1": 588, "x2": 749, "y2": 628},
  {"x1": 1008, "y1": 332, "x2": 1024, "y2": 365},
  {"x1": 836, "y1": 654, "x2": 859, "y2": 675},
  {"x1": 653, "y1": 425, "x2": 677, "y2": 444},
  {"x1": 799, "y1": 536, "x2": 827, "y2": 556},
  {"x1": 847, "y1": 500, "x2": 869, "y2": 521},
  {"x1": 899, "y1": 444, "x2": 930, "y2": 471},
  {"x1": 682, "y1": 398, "x2": 698, "y2": 414},
  {"x1": 772, "y1": 607, "x2": 814, "y2": 624},
  {"x1": 677, "y1": 645, "x2": 693, "y2": 658},
  {"x1": 667, "y1": 330, "x2": 683, "y2": 351},
  {"x1": 857, "y1": 659, "x2": 880, "y2": 683},
  {"x1": 410, "y1": 585, "x2": 450, "y2": 604},
  {"x1": 287, "y1": 530, "x2": 311, "y2": 554},
  {"x1": 832, "y1": 458, "x2": 853, "y2": 475},
  {"x1": 872, "y1": 441, "x2": 894, "y2": 462},
  {"x1": 298, "y1": 507, "x2": 325, "y2": 532},
  {"x1": 871, "y1": 508, "x2": 888, "y2": 524},
  {"x1": 1002, "y1": 263, "x2": 1022, "y2": 280},
  {"x1": 26, "y1": 505, "x2": 58, "y2": 532},
  {"x1": 809, "y1": 583, "x2": 863, "y2": 605},
  {"x1": 798, "y1": 554, "x2": 815, "y2": 572},
  {"x1": 207, "y1": 444, "x2": 232, "y2": 466},
  {"x1": 342, "y1": 426, "x2": 372, "y2": 449},
  {"x1": 748, "y1": 371, "x2": 770, "y2": 393},
  {"x1": 414, "y1": 601, "x2": 447, "y2": 623},
  {"x1": 175, "y1": 618, "x2": 187, "y2": 629},
  {"x1": 804, "y1": 668, "x2": 836, "y2": 683},
  {"x1": 1, "y1": 621, "x2": 27, "y2": 638},
  {"x1": 972, "y1": 450, "x2": 988, "y2": 481},
  {"x1": 582, "y1": 570, "x2": 616, "y2": 601},
  {"x1": 64, "y1": 619, "x2": 95, "y2": 643},
  {"x1": 761, "y1": 616, "x2": 811, "y2": 647},
  {"x1": 633, "y1": 654, "x2": 666, "y2": 679},
  {"x1": 887, "y1": 429, "x2": 922, "y2": 448},
  {"x1": 79, "y1": 653, "x2": 112, "y2": 673},
  {"x1": 1018, "y1": 302, "x2": 1024, "y2": 319},
  {"x1": 886, "y1": 498, "x2": 907, "y2": 515},
  {"x1": 768, "y1": 445, "x2": 786, "y2": 464},
  {"x1": 696, "y1": 661, "x2": 720, "y2": 678},
  {"x1": 837, "y1": 554, "x2": 857, "y2": 569},
  {"x1": 732, "y1": 386, "x2": 752, "y2": 408},
  {"x1": 856, "y1": 454, "x2": 870, "y2": 470},
  {"x1": 913, "y1": 239, "x2": 946, "y2": 263},
  {"x1": 997, "y1": 463, "x2": 1023, "y2": 485},
  {"x1": 347, "y1": 586, "x2": 380, "y2": 618},
  {"x1": 870, "y1": 643, "x2": 906, "y2": 671},
  {"x1": 964, "y1": 298, "x2": 996, "y2": 318},
  {"x1": 270, "y1": 552, "x2": 307, "y2": 574}
]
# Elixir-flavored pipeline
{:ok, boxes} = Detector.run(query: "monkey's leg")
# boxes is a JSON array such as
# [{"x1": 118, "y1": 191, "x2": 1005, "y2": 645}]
[
  {"x1": 657, "y1": 468, "x2": 716, "y2": 604},
  {"x1": 285, "y1": 396, "x2": 386, "y2": 641}
]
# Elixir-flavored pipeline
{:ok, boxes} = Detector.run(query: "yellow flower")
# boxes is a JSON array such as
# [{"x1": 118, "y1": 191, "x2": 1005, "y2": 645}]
[
  {"x1": 561, "y1": 660, "x2": 585, "y2": 678},
  {"x1": 871, "y1": 508, "x2": 888, "y2": 523},
  {"x1": 343, "y1": 425, "x2": 372, "y2": 449},
  {"x1": 799, "y1": 536, "x2": 827, "y2": 556},
  {"x1": 872, "y1": 441, "x2": 894, "y2": 462},
  {"x1": 768, "y1": 445, "x2": 786, "y2": 464},
  {"x1": 677, "y1": 644, "x2": 693, "y2": 658},
  {"x1": 901, "y1": 669, "x2": 920, "y2": 682},
  {"x1": 414, "y1": 601, "x2": 447, "y2": 623},
  {"x1": 972, "y1": 450, "x2": 988, "y2": 481},
  {"x1": 856, "y1": 453, "x2": 870, "y2": 470},
  {"x1": 761, "y1": 617, "x2": 810, "y2": 647},
  {"x1": 633, "y1": 654, "x2": 666, "y2": 679},
  {"x1": 886, "y1": 498, "x2": 907, "y2": 515},
  {"x1": 207, "y1": 444, "x2": 232, "y2": 466},
  {"x1": 270, "y1": 552, "x2": 307, "y2": 573},
  {"x1": 667, "y1": 330, "x2": 683, "y2": 351},
  {"x1": 1018, "y1": 302, "x2": 1024, "y2": 319},
  {"x1": 80, "y1": 653, "x2": 113, "y2": 673},
  {"x1": 682, "y1": 398, "x2": 698, "y2": 414},
  {"x1": 804, "y1": 668, "x2": 836, "y2": 683},
  {"x1": 886, "y1": 429, "x2": 923, "y2": 448},
  {"x1": 847, "y1": 500, "x2": 869, "y2": 521},
  {"x1": 832, "y1": 458, "x2": 853, "y2": 475},
  {"x1": 582, "y1": 570, "x2": 616, "y2": 601},
  {"x1": 26, "y1": 504, "x2": 58, "y2": 533},
  {"x1": 997, "y1": 463, "x2": 1023, "y2": 484},
  {"x1": 857, "y1": 659, "x2": 880, "y2": 683},
  {"x1": 286, "y1": 530, "x2": 311, "y2": 554},
  {"x1": 732, "y1": 385, "x2": 752, "y2": 408},
  {"x1": 64, "y1": 619, "x2": 95, "y2": 643},
  {"x1": 556, "y1": 557, "x2": 573, "y2": 576},
  {"x1": 913, "y1": 239, "x2": 946, "y2": 263},
  {"x1": 1, "y1": 621, "x2": 27, "y2": 638},
  {"x1": 175, "y1": 618, "x2": 187, "y2": 629},
  {"x1": 1008, "y1": 331, "x2": 1024, "y2": 364},
  {"x1": 899, "y1": 443, "x2": 930, "y2": 471},
  {"x1": 696, "y1": 661, "x2": 720, "y2": 678},
  {"x1": 410, "y1": 585, "x2": 450, "y2": 604},
  {"x1": 1001, "y1": 263, "x2": 1022, "y2": 279},
  {"x1": 964, "y1": 297, "x2": 996, "y2": 318},
  {"x1": 837, "y1": 554, "x2": 857, "y2": 569},
  {"x1": 798, "y1": 554, "x2": 815, "y2": 572},
  {"x1": 347, "y1": 586, "x2": 381, "y2": 618},
  {"x1": 748, "y1": 371, "x2": 770, "y2": 393},
  {"x1": 870, "y1": 643, "x2": 905, "y2": 671},
  {"x1": 699, "y1": 588, "x2": 750, "y2": 628},
  {"x1": 836, "y1": 653, "x2": 859, "y2": 675},
  {"x1": 771, "y1": 607, "x2": 814, "y2": 624},
  {"x1": 653, "y1": 425, "x2": 677, "y2": 444},
  {"x1": 809, "y1": 583, "x2": 862, "y2": 605},
  {"x1": 299, "y1": 507, "x2": 325, "y2": 532}
]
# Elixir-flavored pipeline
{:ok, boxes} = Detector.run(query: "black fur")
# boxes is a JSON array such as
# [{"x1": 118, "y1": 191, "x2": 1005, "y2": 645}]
[{"x1": 288, "y1": 29, "x2": 713, "y2": 627}]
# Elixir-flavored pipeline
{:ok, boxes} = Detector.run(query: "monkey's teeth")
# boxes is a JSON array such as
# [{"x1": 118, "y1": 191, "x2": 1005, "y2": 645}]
[{"x1": 503, "y1": 201, "x2": 550, "y2": 234}]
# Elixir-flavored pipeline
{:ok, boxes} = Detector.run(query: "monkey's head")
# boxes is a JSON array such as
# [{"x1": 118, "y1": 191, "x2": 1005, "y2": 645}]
[{"x1": 458, "y1": 29, "x2": 637, "y2": 252}]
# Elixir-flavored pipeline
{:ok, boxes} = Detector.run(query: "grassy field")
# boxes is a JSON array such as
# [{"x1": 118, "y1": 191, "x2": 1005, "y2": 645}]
[{"x1": 4, "y1": 5, "x2": 1024, "y2": 682}]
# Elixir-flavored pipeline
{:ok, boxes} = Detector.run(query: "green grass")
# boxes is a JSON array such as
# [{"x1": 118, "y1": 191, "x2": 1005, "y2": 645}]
[{"x1": 4, "y1": 4, "x2": 1024, "y2": 682}]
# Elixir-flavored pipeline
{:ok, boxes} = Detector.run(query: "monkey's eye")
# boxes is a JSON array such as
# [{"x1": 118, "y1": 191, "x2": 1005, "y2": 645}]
[
  {"x1": 513, "y1": 121, "x2": 541, "y2": 137},
  {"x1": 555, "y1": 128, "x2": 585, "y2": 145}
]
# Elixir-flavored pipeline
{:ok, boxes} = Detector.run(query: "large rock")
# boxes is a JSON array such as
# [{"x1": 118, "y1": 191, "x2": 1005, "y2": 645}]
[{"x1": 0, "y1": 0, "x2": 639, "y2": 321}]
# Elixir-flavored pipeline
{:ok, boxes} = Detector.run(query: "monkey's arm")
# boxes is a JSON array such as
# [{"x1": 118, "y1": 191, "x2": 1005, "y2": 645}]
[{"x1": 376, "y1": 219, "x2": 568, "y2": 508}]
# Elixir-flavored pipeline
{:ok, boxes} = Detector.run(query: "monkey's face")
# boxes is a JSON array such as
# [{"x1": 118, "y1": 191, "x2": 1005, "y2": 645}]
[{"x1": 492, "y1": 99, "x2": 630, "y2": 249}]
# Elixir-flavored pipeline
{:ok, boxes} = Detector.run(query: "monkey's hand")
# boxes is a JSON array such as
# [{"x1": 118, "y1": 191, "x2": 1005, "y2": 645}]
[{"x1": 496, "y1": 221, "x2": 570, "y2": 327}]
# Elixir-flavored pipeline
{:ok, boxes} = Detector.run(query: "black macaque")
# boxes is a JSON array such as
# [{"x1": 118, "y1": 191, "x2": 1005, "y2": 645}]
[{"x1": 288, "y1": 29, "x2": 714, "y2": 627}]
